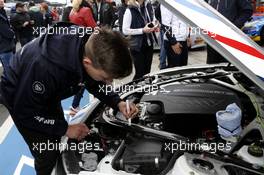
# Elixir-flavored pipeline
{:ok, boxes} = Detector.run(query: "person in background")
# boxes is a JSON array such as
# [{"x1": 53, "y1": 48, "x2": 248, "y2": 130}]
[
  {"x1": 118, "y1": 0, "x2": 128, "y2": 33},
  {"x1": 0, "y1": 0, "x2": 15, "y2": 70},
  {"x1": 10, "y1": 5, "x2": 16, "y2": 17},
  {"x1": 206, "y1": 0, "x2": 253, "y2": 64},
  {"x1": 160, "y1": 4, "x2": 189, "y2": 68},
  {"x1": 69, "y1": 0, "x2": 96, "y2": 28},
  {"x1": 91, "y1": 0, "x2": 115, "y2": 27},
  {"x1": 51, "y1": 7, "x2": 59, "y2": 21},
  {"x1": 11, "y1": 2, "x2": 34, "y2": 46},
  {"x1": 69, "y1": 0, "x2": 97, "y2": 115},
  {"x1": 110, "y1": 1, "x2": 118, "y2": 28},
  {"x1": 28, "y1": 1, "x2": 44, "y2": 37},
  {"x1": 40, "y1": 2, "x2": 53, "y2": 27},
  {"x1": 62, "y1": 0, "x2": 73, "y2": 22},
  {"x1": 122, "y1": 0, "x2": 158, "y2": 80},
  {"x1": 154, "y1": 1, "x2": 166, "y2": 69},
  {"x1": 86, "y1": 0, "x2": 94, "y2": 8}
]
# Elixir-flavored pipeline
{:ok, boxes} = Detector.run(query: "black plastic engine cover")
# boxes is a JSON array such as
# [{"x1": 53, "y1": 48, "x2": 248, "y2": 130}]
[
  {"x1": 141, "y1": 83, "x2": 241, "y2": 137},
  {"x1": 141, "y1": 83, "x2": 241, "y2": 115}
]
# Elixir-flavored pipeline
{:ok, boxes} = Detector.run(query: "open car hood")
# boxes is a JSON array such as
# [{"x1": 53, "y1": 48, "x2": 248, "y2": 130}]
[{"x1": 160, "y1": 0, "x2": 264, "y2": 91}]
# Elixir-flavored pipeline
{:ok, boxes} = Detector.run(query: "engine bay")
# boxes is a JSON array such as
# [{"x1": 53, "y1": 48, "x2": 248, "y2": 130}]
[
  {"x1": 126, "y1": 83, "x2": 243, "y2": 138},
  {"x1": 60, "y1": 67, "x2": 264, "y2": 175}
]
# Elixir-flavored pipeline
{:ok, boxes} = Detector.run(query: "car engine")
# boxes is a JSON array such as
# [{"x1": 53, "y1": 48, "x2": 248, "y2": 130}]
[{"x1": 59, "y1": 67, "x2": 264, "y2": 175}]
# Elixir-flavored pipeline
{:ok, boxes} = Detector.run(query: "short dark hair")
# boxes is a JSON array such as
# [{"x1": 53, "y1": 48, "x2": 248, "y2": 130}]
[
  {"x1": 15, "y1": 2, "x2": 25, "y2": 9},
  {"x1": 29, "y1": 1, "x2": 35, "y2": 7},
  {"x1": 85, "y1": 27, "x2": 133, "y2": 79}
]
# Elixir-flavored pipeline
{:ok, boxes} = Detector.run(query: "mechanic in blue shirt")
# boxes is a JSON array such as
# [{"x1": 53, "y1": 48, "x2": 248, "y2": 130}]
[
  {"x1": 0, "y1": 23, "x2": 138, "y2": 175},
  {"x1": 206, "y1": 0, "x2": 253, "y2": 64}
]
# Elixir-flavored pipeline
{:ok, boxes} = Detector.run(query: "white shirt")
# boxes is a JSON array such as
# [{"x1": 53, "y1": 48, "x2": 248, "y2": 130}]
[
  {"x1": 122, "y1": 7, "x2": 144, "y2": 35},
  {"x1": 160, "y1": 4, "x2": 189, "y2": 41},
  {"x1": 122, "y1": 1, "x2": 156, "y2": 36}
]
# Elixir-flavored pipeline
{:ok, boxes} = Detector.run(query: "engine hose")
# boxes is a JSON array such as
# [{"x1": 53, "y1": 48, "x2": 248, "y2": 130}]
[{"x1": 159, "y1": 151, "x2": 183, "y2": 175}]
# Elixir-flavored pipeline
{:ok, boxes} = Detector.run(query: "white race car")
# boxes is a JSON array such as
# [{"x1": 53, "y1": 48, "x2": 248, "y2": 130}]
[{"x1": 53, "y1": 0, "x2": 264, "y2": 175}]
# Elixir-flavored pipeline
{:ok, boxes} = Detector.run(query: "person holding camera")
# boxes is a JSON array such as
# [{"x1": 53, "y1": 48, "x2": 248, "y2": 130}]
[{"x1": 122, "y1": 0, "x2": 158, "y2": 80}]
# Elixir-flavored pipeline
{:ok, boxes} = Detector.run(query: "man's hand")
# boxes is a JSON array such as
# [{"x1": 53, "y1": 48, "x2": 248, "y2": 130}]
[
  {"x1": 66, "y1": 124, "x2": 90, "y2": 141},
  {"x1": 69, "y1": 106, "x2": 80, "y2": 117},
  {"x1": 143, "y1": 23, "x2": 155, "y2": 33},
  {"x1": 118, "y1": 101, "x2": 138, "y2": 119},
  {"x1": 171, "y1": 42, "x2": 182, "y2": 55},
  {"x1": 154, "y1": 26, "x2": 160, "y2": 33},
  {"x1": 153, "y1": 21, "x2": 160, "y2": 32},
  {"x1": 23, "y1": 21, "x2": 29, "y2": 27}
]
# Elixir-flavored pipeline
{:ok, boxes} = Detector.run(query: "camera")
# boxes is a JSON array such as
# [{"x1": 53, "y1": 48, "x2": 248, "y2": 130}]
[{"x1": 148, "y1": 23, "x2": 154, "y2": 28}]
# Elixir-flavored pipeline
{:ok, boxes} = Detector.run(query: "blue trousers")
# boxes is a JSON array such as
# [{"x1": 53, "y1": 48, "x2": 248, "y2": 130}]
[
  {"x1": 159, "y1": 30, "x2": 167, "y2": 69},
  {"x1": 0, "y1": 51, "x2": 13, "y2": 71}
]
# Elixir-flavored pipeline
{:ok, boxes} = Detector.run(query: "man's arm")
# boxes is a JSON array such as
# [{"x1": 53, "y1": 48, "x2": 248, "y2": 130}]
[
  {"x1": 14, "y1": 112, "x2": 68, "y2": 136},
  {"x1": 234, "y1": 0, "x2": 253, "y2": 28},
  {"x1": 0, "y1": 17, "x2": 15, "y2": 39},
  {"x1": 12, "y1": 83, "x2": 68, "y2": 136},
  {"x1": 122, "y1": 9, "x2": 145, "y2": 35},
  {"x1": 10, "y1": 15, "x2": 25, "y2": 30},
  {"x1": 10, "y1": 52, "x2": 68, "y2": 136},
  {"x1": 14, "y1": 101, "x2": 88, "y2": 139}
]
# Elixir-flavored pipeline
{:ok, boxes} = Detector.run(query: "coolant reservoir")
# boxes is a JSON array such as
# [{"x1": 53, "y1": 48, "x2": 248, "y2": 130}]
[{"x1": 237, "y1": 145, "x2": 264, "y2": 166}]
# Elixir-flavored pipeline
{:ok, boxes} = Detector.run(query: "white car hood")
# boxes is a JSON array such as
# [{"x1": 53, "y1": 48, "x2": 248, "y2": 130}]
[{"x1": 160, "y1": 0, "x2": 264, "y2": 90}]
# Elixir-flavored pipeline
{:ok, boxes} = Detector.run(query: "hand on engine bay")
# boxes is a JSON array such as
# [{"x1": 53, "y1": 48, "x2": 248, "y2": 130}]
[{"x1": 118, "y1": 101, "x2": 139, "y2": 119}]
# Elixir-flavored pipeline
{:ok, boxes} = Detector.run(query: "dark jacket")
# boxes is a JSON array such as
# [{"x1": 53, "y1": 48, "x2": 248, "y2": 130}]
[
  {"x1": 0, "y1": 23, "x2": 121, "y2": 137},
  {"x1": 10, "y1": 11, "x2": 34, "y2": 39},
  {"x1": 28, "y1": 7, "x2": 44, "y2": 37},
  {"x1": 118, "y1": 4, "x2": 126, "y2": 32},
  {"x1": 62, "y1": 6, "x2": 73, "y2": 22},
  {"x1": 127, "y1": 2, "x2": 154, "y2": 51},
  {"x1": 28, "y1": 10, "x2": 43, "y2": 27},
  {"x1": 92, "y1": 0, "x2": 114, "y2": 27},
  {"x1": 43, "y1": 12, "x2": 53, "y2": 27},
  {"x1": 0, "y1": 8, "x2": 15, "y2": 53},
  {"x1": 208, "y1": 0, "x2": 253, "y2": 28}
]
